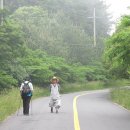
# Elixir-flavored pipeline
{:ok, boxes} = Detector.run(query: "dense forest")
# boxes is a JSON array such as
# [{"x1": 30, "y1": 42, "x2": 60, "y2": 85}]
[{"x1": 0, "y1": 0, "x2": 129, "y2": 90}]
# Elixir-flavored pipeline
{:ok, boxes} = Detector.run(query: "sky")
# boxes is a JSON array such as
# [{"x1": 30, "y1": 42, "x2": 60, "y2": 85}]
[
  {"x1": 105, "y1": 0, "x2": 130, "y2": 20},
  {"x1": 104, "y1": 0, "x2": 130, "y2": 33}
]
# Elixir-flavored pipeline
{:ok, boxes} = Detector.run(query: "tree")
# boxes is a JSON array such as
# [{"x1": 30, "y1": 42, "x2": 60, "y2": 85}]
[
  {"x1": 104, "y1": 15, "x2": 130, "y2": 78},
  {"x1": 0, "y1": 20, "x2": 28, "y2": 89},
  {"x1": 11, "y1": 0, "x2": 111, "y2": 65}
]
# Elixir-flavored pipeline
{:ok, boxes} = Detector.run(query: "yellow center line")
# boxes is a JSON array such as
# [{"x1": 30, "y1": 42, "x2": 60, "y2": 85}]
[
  {"x1": 73, "y1": 91, "x2": 105, "y2": 130},
  {"x1": 73, "y1": 93, "x2": 87, "y2": 130}
]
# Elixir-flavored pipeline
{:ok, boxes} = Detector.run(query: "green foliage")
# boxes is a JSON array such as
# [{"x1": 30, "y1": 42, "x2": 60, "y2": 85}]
[
  {"x1": 10, "y1": 0, "x2": 111, "y2": 65},
  {"x1": 111, "y1": 88, "x2": 130, "y2": 110},
  {"x1": 104, "y1": 15, "x2": 130, "y2": 78},
  {"x1": 105, "y1": 79, "x2": 130, "y2": 88},
  {"x1": 0, "y1": 88, "x2": 20, "y2": 121},
  {"x1": 21, "y1": 49, "x2": 54, "y2": 85},
  {"x1": 0, "y1": 0, "x2": 110, "y2": 90},
  {"x1": 0, "y1": 71, "x2": 17, "y2": 90},
  {"x1": 18, "y1": 48, "x2": 107, "y2": 86},
  {"x1": 61, "y1": 81, "x2": 105, "y2": 94},
  {"x1": 0, "y1": 19, "x2": 107, "y2": 89},
  {"x1": 0, "y1": 20, "x2": 26, "y2": 90}
]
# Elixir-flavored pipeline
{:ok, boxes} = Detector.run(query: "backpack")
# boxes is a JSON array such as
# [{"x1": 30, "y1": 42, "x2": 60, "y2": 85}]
[{"x1": 22, "y1": 82, "x2": 32, "y2": 97}]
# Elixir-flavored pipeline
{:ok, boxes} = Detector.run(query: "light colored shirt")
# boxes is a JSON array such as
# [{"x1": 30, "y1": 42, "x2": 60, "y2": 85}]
[
  {"x1": 20, "y1": 81, "x2": 33, "y2": 91},
  {"x1": 50, "y1": 84, "x2": 60, "y2": 99}
]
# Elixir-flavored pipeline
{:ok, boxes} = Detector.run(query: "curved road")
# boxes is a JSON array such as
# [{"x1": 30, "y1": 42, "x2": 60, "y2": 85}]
[{"x1": 0, "y1": 90, "x2": 130, "y2": 130}]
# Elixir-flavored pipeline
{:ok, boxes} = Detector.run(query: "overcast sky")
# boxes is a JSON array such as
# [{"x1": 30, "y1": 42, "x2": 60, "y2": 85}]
[
  {"x1": 103, "y1": 0, "x2": 130, "y2": 33},
  {"x1": 105, "y1": 0, "x2": 130, "y2": 20}
]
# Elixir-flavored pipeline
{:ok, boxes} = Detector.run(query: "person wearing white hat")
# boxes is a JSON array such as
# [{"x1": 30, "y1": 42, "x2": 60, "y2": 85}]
[{"x1": 49, "y1": 76, "x2": 61, "y2": 113}]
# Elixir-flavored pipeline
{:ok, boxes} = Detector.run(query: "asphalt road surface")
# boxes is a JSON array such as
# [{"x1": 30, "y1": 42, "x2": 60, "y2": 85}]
[{"x1": 0, "y1": 89, "x2": 130, "y2": 130}]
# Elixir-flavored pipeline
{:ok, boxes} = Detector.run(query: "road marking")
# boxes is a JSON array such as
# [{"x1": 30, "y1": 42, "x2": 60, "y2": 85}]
[
  {"x1": 73, "y1": 95, "x2": 81, "y2": 130},
  {"x1": 73, "y1": 93, "x2": 88, "y2": 130},
  {"x1": 73, "y1": 90, "x2": 109, "y2": 130}
]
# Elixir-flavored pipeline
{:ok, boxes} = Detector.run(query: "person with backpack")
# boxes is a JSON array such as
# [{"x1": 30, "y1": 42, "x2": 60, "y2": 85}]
[
  {"x1": 49, "y1": 76, "x2": 61, "y2": 113},
  {"x1": 20, "y1": 78, "x2": 33, "y2": 115}
]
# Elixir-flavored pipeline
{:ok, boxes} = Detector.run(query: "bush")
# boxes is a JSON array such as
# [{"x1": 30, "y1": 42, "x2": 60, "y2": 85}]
[
  {"x1": 0, "y1": 71, "x2": 17, "y2": 90},
  {"x1": 30, "y1": 66, "x2": 54, "y2": 86}
]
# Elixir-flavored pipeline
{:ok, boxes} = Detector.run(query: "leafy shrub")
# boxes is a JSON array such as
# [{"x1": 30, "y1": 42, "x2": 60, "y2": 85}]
[{"x1": 0, "y1": 71, "x2": 17, "y2": 90}]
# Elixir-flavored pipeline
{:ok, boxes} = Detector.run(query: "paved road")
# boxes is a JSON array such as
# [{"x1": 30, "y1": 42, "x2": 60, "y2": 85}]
[{"x1": 0, "y1": 90, "x2": 130, "y2": 130}]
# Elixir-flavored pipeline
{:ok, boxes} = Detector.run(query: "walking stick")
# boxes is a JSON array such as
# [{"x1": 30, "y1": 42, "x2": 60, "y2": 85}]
[
  {"x1": 30, "y1": 98, "x2": 33, "y2": 115},
  {"x1": 17, "y1": 97, "x2": 22, "y2": 116}
]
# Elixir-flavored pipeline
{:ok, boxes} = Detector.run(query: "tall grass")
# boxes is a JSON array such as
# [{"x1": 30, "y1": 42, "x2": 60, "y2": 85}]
[
  {"x1": 0, "y1": 88, "x2": 20, "y2": 121},
  {"x1": 109, "y1": 80, "x2": 130, "y2": 110},
  {"x1": 109, "y1": 79, "x2": 130, "y2": 110},
  {"x1": 111, "y1": 88, "x2": 130, "y2": 110}
]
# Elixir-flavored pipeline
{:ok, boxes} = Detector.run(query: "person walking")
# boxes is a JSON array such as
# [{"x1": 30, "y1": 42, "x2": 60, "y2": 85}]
[
  {"x1": 20, "y1": 78, "x2": 33, "y2": 115},
  {"x1": 49, "y1": 77, "x2": 61, "y2": 113}
]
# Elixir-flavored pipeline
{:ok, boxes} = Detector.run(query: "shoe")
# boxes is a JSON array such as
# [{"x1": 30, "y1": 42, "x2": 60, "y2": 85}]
[
  {"x1": 51, "y1": 107, "x2": 53, "y2": 113},
  {"x1": 24, "y1": 114, "x2": 29, "y2": 116}
]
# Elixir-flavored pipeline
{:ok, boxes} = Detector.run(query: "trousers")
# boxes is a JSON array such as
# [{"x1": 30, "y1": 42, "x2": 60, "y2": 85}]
[{"x1": 22, "y1": 96, "x2": 31, "y2": 115}]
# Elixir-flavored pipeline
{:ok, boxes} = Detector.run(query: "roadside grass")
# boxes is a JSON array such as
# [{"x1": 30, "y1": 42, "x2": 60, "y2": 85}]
[
  {"x1": 0, "y1": 87, "x2": 48, "y2": 122},
  {"x1": 61, "y1": 81, "x2": 105, "y2": 94},
  {"x1": 0, "y1": 79, "x2": 130, "y2": 122},
  {"x1": 111, "y1": 88, "x2": 130, "y2": 110},
  {"x1": 105, "y1": 79, "x2": 130, "y2": 88},
  {"x1": 0, "y1": 88, "x2": 20, "y2": 122},
  {"x1": 61, "y1": 79, "x2": 130, "y2": 94},
  {"x1": 32, "y1": 87, "x2": 49, "y2": 99},
  {"x1": 109, "y1": 79, "x2": 130, "y2": 110}
]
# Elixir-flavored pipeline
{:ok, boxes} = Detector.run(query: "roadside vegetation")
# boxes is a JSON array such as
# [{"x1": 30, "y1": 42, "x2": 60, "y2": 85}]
[
  {"x1": 0, "y1": 0, "x2": 110, "y2": 91},
  {"x1": 111, "y1": 88, "x2": 130, "y2": 110},
  {"x1": 0, "y1": 0, "x2": 130, "y2": 122},
  {"x1": 0, "y1": 0, "x2": 112, "y2": 122},
  {"x1": 0, "y1": 87, "x2": 49, "y2": 122},
  {"x1": 106, "y1": 15, "x2": 130, "y2": 110}
]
